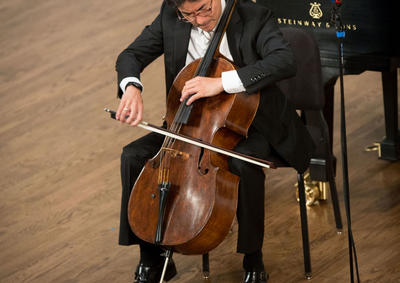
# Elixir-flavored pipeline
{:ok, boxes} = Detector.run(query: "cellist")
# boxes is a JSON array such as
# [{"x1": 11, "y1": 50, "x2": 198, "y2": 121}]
[{"x1": 115, "y1": 0, "x2": 315, "y2": 282}]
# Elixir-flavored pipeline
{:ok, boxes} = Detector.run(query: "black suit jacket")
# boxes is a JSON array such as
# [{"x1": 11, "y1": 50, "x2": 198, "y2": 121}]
[{"x1": 116, "y1": 0, "x2": 315, "y2": 173}]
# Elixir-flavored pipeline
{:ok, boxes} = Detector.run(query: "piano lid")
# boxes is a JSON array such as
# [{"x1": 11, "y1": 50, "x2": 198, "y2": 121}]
[{"x1": 258, "y1": 0, "x2": 398, "y2": 71}]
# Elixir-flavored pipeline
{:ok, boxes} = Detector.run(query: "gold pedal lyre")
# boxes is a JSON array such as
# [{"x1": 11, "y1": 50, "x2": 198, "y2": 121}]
[{"x1": 295, "y1": 171, "x2": 329, "y2": 206}]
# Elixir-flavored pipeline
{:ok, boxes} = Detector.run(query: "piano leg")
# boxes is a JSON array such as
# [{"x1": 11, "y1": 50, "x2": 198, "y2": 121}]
[
  {"x1": 380, "y1": 70, "x2": 400, "y2": 161},
  {"x1": 323, "y1": 77, "x2": 337, "y2": 151},
  {"x1": 323, "y1": 70, "x2": 400, "y2": 161}
]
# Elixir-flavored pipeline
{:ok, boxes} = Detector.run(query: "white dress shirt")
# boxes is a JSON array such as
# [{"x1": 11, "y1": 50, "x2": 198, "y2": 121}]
[{"x1": 120, "y1": 0, "x2": 245, "y2": 94}]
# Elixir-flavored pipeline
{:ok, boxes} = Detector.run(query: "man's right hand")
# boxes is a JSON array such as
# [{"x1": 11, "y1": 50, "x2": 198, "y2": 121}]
[{"x1": 116, "y1": 85, "x2": 143, "y2": 126}]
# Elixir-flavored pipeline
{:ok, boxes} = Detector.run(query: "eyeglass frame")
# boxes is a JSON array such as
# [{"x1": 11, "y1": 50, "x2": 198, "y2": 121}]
[{"x1": 176, "y1": 0, "x2": 214, "y2": 23}]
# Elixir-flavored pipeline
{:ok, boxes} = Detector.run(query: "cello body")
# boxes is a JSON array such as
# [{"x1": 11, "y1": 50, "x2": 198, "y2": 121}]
[{"x1": 128, "y1": 57, "x2": 259, "y2": 255}]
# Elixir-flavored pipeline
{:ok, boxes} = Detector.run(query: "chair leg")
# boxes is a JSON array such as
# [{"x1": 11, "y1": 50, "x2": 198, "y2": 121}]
[
  {"x1": 297, "y1": 173, "x2": 312, "y2": 279},
  {"x1": 202, "y1": 253, "x2": 210, "y2": 279}
]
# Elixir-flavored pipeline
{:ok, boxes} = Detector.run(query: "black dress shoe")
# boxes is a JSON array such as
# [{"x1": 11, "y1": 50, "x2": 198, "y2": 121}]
[
  {"x1": 243, "y1": 269, "x2": 269, "y2": 283},
  {"x1": 134, "y1": 259, "x2": 177, "y2": 283}
]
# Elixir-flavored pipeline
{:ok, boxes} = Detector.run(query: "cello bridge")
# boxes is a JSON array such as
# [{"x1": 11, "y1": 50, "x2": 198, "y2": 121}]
[{"x1": 161, "y1": 147, "x2": 191, "y2": 160}]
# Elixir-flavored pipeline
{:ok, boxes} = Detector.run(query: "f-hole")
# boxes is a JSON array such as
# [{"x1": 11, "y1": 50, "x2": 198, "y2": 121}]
[{"x1": 197, "y1": 147, "x2": 209, "y2": 175}]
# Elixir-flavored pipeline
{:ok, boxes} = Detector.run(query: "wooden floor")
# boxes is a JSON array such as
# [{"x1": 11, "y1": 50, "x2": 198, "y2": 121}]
[{"x1": 1, "y1": 0, "x2": 399, "y2": 282}]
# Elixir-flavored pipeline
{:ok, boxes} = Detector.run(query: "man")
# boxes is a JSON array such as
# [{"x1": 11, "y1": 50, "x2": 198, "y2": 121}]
[{"x1": 115, "y1": 0, "x2": 315, "y2": 282}]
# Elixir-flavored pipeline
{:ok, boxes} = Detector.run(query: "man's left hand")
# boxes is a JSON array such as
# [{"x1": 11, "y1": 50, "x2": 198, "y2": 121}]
[{"x1": 180, "y1": 76, "x2": 224, "y2": 105}]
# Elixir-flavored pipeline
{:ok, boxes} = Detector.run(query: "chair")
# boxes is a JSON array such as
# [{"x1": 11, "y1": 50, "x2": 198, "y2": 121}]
[
  {"x1": 201, "y1": 27, "x2": 343, "y2": 280},
  {"x1": 277, "y1": 27, "x2": 342, "y2": 233}
]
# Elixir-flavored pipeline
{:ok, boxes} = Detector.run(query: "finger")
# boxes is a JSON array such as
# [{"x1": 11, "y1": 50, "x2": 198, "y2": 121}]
[
  {"x1": 184, "y1": 77, "x2": 202, "y2": 89},
  {"x1": 181, "y1": 91, "x2": 194, "y2": 103},
  {"x1": 126, "y1": 103, "x2": 137, "y2": 124},
  {"x1": 130, "y1": 104, "x2": 143, "y2": 126},
  {"x1": 184, "y1": 79, "x2": 196, "y2": 88},
  {"x1": 120, "y1": 104, "x2": 131, "y2": 122},
  {"x1": 116, "y1": 100, "x2": 126, "y2": 120},
  {"x1": 186, "y1": 92, "x2": 202, "y2": 105},
  {"x1": 181, "y1": 86, "x2": 197, "y2": 102}
]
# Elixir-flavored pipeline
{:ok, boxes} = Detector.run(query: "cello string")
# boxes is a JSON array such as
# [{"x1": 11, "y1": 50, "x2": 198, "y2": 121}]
[
  {"x1": 159, "y1": 97, "x2": 188, "y2": 184},
  {"x1": 161, "y1": 98, "x2": 190, "y2": 184},
  {"x1": 161, "y1": 60, "x2": 207, "y2": 183},
  {"x1": 159, "y1": 97, "x2": 187, "y2": 177}
]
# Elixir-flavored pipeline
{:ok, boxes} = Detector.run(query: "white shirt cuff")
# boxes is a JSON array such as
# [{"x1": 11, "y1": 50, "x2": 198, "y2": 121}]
[
  {"x1": 221, "y1": 70, "x2": 245, "y2": 93},
  {"x1": 120, "y1": 77, "x2": 143, "y2": 94}
]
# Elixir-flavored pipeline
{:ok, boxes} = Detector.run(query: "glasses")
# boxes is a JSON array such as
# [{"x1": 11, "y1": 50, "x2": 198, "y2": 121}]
[{"x1": 176, "y1": 0, "x2": 213, "y2": 23}]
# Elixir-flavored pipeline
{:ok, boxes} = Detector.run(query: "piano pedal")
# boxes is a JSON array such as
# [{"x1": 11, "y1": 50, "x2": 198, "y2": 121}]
[{"x1": 364, "y1": 142, "x2": 381, "y2": 157}]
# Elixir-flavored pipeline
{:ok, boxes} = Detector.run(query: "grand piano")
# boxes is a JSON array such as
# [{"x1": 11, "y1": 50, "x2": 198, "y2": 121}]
[{"x1": 258, "y1": 0, "x2": 399, "y2": 161}]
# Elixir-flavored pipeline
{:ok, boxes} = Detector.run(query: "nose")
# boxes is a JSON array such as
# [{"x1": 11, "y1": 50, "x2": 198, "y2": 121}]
[{"x1": 193, "y1": 15, "x2": 210, "y2": 29}]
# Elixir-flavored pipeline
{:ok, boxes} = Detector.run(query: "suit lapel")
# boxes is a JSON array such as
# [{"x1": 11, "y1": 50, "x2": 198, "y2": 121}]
[
  {"x1": 226, "y1": 7, "x2": 243, "y2": 67},
  {"x1": 173, "y1": 20, "x2": 192, "y2": 75}
]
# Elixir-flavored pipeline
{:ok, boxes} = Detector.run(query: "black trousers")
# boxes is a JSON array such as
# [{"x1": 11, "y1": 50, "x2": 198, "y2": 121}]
[{"x1": 119, "y1": 127, "x2": 271, "y2": 254}]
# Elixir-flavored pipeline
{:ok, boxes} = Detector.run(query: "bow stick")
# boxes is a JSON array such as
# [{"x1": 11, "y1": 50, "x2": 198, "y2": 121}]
[{"x1": 105, "y1": 108, "x2": 275, "y2": 169}]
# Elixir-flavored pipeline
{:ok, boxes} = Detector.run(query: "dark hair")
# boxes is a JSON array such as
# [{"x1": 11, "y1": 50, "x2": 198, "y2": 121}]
[{"x1": 165, "y1": 0, "x2": 200, "y2": 8}]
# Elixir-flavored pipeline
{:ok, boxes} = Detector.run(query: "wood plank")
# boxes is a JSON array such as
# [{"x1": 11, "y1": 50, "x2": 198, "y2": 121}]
[{"x1": 0, "y1": 0, "x2": 399, "y2": 282}]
